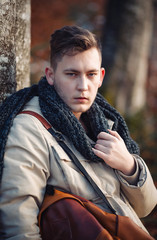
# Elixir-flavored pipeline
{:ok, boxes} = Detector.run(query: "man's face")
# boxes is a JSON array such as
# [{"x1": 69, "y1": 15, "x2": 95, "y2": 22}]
[{"x1": 46, "y1": 47, "x2": 105, "y2": 120}]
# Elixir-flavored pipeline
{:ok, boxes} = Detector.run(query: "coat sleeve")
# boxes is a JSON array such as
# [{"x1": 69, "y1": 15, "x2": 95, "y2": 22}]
[
  {"x1": 115, "y1": 155, "x2": 157, "y2": 218},
  {"x1": 0, "y1": 114, "x2": 51, "y2": 240}
]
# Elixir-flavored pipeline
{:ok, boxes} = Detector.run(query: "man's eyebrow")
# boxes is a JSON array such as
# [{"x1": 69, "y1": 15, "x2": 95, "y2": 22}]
[
  {"x1": 64, "y1": 69, "x2": 79, "y2": 72},
  {"x1": 63, "y1": 68, "x2": 99, "y2": 72},
  {"x1": 87, "y1": 69, "x2": 99, "y2": 72}
]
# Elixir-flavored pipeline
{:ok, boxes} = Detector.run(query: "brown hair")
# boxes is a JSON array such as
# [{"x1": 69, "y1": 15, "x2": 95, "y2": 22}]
[{"x1": 50, "y1": 25, "x2": 102, "y2": 69}]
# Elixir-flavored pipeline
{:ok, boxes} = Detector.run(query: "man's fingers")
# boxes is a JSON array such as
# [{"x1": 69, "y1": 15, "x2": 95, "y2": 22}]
[
  {"x1": 97, "y1": 131, "x2": 112, "y2": 140},
  {"x1": 96, "y1": 139, "x2": 111, "y2": 147},
  {"x1": 97, "y1": 130, "x2": 121, "y2": 141},
  {"x1": 108, "y1": 129, "x2": 122, "y2": 140},
  {"x1": 92, "y1": 148, "x2": 107, "y2": 161},
  {"x1": 94, "y1": 143, "x2": 109, "y2": 154}
]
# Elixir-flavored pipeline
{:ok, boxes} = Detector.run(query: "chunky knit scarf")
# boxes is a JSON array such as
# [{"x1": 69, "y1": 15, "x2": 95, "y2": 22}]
[{"x1": 0, "y1": 77, "x2": 139, "y2": 182}]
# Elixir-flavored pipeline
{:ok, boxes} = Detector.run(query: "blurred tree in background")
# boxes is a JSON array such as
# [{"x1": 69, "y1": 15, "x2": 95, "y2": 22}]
[{"x1": 101, "y1": 0, "x2": 153, "y2": 115}]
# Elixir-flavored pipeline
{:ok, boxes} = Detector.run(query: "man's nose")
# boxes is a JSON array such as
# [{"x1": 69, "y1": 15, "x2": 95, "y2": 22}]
[{"x1": 77, "y1": 76, "x2": 88, "y2": 90}]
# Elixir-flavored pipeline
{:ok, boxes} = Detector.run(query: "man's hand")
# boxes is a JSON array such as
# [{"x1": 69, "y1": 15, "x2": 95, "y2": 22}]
[{"x1": 92, "y1": 129, "x2": 136, "y2": 175}]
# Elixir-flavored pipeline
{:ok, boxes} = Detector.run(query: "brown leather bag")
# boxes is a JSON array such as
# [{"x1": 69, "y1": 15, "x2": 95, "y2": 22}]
[{"x1": 38, "y1": 189, "x2": 154, "y2": 240}]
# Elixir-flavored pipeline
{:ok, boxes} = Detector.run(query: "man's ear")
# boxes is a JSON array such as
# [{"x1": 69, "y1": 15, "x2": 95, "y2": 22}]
[
  {"x1": 45, "y1": 67, "x2": 54, "y2": 85},
  {"x1": 98, "y1": 67, "x2": 105, "y2": 87}
]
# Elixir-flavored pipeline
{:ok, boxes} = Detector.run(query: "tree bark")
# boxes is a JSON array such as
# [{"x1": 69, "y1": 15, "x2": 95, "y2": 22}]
[
  {"x1": 101, "y1": 0, "x2": 153, "y2": 115},
  {"x1": 0, "y1": 0, "x2": 30, "y2": 104}
]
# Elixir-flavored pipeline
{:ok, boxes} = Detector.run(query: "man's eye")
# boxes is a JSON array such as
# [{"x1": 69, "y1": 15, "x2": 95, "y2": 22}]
[
  {"x1": 66, "y1": 72, "x2": 76, "y2": 77},
  {"x1": 88, "y1": 73, "x2": 96, "y2": 77}
]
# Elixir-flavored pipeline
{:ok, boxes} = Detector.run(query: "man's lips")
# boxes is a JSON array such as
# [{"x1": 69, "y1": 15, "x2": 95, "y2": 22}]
[
  {"x1": 74, "y1": 97, "x2": 88, "y2": 102},
  {"x1": 75, "y1": 97, "x2": 88, "y2": 100}
]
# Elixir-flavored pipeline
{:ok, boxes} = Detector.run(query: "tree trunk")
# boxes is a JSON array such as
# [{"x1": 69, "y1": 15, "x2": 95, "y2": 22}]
[
  {"x1": 0, "y1": 0, "x2": 30, "y2": 104},
  {"x1": 101, "y1": 0, "x2": 153, "y2": 115}
]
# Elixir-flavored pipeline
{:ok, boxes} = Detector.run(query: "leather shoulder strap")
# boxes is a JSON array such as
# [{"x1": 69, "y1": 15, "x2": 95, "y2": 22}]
[
  {"x1": 19, "y1": 111, "x2": 51, "y2": 129},
  {"x1": 19, "y1": 110, "x2": 63, "y2": 141}
]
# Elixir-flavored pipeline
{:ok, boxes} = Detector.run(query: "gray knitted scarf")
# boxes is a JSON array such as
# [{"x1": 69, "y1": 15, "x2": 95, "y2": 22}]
[{"x1": 0, "y1": 77, "x2": 139, "y2": 182}]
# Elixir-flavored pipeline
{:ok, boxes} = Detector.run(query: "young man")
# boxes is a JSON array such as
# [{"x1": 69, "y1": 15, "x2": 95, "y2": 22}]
[{"x1": 0, "y1": 26, "x2": 157, "y2": 239}]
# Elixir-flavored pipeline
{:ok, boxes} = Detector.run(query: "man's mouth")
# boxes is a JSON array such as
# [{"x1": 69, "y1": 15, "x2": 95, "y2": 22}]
[
  {"x1": 74, "y1": 97, "x2": 88, "y2": 102},
  {"x1": 76, "y1": 97, "x2": 87, "y2": 99}
]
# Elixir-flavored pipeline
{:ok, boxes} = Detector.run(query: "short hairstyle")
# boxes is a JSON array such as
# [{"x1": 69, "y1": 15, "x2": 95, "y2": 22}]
[{"x1": 49, "y1": 25, "x2": 102, "y2": 69}]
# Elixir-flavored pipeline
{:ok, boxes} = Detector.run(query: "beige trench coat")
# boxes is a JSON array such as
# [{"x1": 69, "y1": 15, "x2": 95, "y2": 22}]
[{"x1": 0, "y1": 97, "x2": 157, "y2": 240}]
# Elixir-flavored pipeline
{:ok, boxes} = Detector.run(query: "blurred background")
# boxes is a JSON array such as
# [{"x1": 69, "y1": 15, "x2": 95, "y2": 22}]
[{"x1": 31, "y1": 0, "x2": 157, "y2": 237}]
